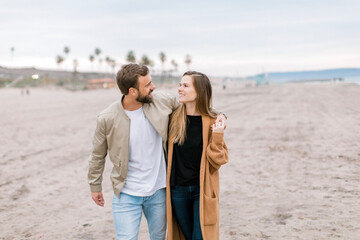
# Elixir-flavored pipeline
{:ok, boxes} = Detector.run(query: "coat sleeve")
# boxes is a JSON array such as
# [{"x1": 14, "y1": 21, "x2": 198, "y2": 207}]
[
  {"x1": 206, "y1": 132, "x2": 229, "y2": 170},
  {"x1": 88, "y1": 116, "x2": 108, "y2": 192}
]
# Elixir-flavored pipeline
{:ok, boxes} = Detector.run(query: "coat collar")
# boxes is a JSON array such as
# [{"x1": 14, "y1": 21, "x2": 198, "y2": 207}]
[{"x1": 202, "y1": 115, "x2": 211, "y2": 143}]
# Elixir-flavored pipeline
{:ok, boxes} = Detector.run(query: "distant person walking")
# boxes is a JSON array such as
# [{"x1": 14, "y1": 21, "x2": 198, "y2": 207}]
[{"x1": 166, "y1": 71, "x2": 229, "y2": 240}]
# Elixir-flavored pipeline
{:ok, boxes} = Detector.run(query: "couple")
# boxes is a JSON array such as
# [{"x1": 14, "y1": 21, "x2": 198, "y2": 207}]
[{"x1": 88, "y1": 63, "x2": 228, "y2": 240}]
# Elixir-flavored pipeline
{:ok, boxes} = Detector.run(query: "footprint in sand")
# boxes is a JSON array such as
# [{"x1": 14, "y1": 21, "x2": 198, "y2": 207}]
[{"x1": 11, "y1": 184, "x2": 30, "y2": 200}]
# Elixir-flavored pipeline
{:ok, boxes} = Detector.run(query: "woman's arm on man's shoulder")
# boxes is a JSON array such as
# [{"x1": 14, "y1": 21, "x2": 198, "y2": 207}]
[{"x1": 153, "y1": 90, "x2": 179, "y2": 110}]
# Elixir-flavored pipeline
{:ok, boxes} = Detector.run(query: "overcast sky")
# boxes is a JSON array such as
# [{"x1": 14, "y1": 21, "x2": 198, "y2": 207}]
[{"x1": 1, "y1": 0, "x2": 359, "y2": 76}]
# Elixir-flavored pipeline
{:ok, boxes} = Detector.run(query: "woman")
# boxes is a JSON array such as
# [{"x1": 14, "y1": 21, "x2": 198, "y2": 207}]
[{"x1": 166, "y1": 71, "x2": 229, "y2": 240}]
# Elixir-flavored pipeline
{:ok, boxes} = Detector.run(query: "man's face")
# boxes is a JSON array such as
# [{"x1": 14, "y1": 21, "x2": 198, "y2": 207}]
[{"x1": 136, "y1": 74, "x2": 155, "y2": 103}]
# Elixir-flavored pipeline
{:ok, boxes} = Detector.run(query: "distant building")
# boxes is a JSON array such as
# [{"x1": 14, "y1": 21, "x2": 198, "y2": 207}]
[
  {"x1": 87, "y1": 78, "x2": 115, "y2": 89},
  {"x1": 254, "y1": 73, "x2": 269, "y2": 86}
]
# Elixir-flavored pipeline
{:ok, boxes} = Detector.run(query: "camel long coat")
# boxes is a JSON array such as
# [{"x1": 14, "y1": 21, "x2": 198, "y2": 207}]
[{"x1": 166, "y1": 115, "x2": 229, "y2": 240}]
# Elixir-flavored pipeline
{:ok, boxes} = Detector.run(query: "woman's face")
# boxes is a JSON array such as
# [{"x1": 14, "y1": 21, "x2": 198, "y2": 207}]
[{"x1": 178, "y1": 75, "x2": 197, "y2": 104}]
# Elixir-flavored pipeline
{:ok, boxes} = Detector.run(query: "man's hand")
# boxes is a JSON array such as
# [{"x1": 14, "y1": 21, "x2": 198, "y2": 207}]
[
  {"x1": 215, "y1": 114, "x2": 227, "y2": 130},
  {"x1": 92, "y1": 192, "x2": 105, "y2": 207}
]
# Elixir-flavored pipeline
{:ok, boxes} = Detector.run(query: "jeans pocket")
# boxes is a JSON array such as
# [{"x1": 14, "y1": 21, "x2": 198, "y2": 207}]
[{"x1": 203, "y1": 193, "x2": 218, "y2": 225}]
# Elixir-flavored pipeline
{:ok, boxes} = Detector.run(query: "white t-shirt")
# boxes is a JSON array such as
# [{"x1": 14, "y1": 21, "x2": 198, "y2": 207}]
[{"x1": 121, "y1": 107, "x2": 167, "y2": 196}]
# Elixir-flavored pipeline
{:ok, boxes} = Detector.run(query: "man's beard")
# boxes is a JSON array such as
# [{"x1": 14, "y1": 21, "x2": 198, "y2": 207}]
[{"x1": 136, "y1": 90, "x2": 153, "y2": 103}]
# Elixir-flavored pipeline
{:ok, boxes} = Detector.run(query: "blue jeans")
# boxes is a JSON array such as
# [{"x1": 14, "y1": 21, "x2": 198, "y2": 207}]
[
  {"x1": 112, "y1": 188, "x2": 166, "y2": 240},
  {"x1": 171, "y1": 185, "x2": 203, "y2": 240}
]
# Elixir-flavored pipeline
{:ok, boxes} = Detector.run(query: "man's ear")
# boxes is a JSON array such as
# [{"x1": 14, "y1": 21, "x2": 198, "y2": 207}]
[{"x1": 129, "y1": 87, "x2": 137, "y2": 96}]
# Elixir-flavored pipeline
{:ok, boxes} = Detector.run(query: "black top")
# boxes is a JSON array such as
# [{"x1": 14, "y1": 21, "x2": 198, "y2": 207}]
[{"x1": 170, "y1": 115, "x2": 203, "y2": 186}]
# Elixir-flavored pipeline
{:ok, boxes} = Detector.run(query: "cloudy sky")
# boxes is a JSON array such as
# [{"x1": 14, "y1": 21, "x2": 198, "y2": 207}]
[{"x1": 1, "y1": 0, "x2": 359, "y2": 76}]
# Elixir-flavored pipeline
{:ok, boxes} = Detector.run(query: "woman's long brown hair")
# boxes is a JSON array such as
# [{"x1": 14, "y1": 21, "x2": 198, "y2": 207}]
[{"x1": 169, "y1": 71, "x2": 217, "y2": 145}]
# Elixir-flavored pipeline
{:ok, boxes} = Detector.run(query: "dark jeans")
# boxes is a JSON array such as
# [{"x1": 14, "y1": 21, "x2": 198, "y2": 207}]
[{"x1": 171, "y1": 185, "x2": 203, "y2": 240}]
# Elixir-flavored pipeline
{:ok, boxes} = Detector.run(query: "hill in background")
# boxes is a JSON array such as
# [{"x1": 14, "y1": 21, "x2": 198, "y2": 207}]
[
  {"x1": 264, "y1": 68, "x2": 360, "y2": 83},
  {"x1": 1, "y1": 66, "x2": 360, "y2": 89}
]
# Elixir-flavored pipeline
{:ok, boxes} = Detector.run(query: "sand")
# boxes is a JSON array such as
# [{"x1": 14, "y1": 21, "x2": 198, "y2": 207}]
[{"x1": 1, "y1": 82, "x2": 360, "y2": 240}]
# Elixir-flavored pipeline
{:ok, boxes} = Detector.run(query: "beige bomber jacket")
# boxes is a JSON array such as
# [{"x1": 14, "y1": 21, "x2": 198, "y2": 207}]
[{"x1": 88, "y1": 91, "x2": 178, "y2": 197}]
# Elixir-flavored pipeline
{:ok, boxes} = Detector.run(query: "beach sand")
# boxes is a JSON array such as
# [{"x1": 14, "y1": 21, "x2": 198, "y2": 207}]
[{"x1": 1, "y1": 82, "x2": 360, "y2": 239}]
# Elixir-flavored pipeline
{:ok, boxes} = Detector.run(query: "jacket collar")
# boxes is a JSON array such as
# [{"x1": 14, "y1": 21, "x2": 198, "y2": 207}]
[
  {"x1": 116, "y1": 95, "x2": 130, "y2": 119},
  {"x1": 118, "y1": 95, "x2": 155, "y2": 119}
]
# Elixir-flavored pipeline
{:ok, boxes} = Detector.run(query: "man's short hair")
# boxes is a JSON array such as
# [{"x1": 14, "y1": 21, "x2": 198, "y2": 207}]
[{"x1": 116, "y1": 64, "x2": 149, "y2": 95}]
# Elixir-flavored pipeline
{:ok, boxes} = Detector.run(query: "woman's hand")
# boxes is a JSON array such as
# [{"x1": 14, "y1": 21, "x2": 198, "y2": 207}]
[
  {"x1": 212, "y1": 121, "x2": 225, "y2": 133},
  {"x1": 215, "y1": 114, "x2": 226, "y2": 130}
]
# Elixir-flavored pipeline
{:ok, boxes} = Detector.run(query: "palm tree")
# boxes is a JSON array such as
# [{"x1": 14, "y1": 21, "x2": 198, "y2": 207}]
[
  {"x1": 110, "y1": 59, "x2": 117, "y2": 74},
  {"x1": 105, "y1": 56, "x2": 111, "y2": 73},
  {"x1": 105, "y1": 57, "x2": 117, "y2": 74},
  {"x1": 170, "y1": 59, "x2": 178, "y2": 73},
  {"x1": 10, "y1": 47, "x2": 15, "y2": 67},
  {"x1": 63, "y1": 46, "x2": 70, "y2": 70},
  {"x1": 64, "y1": 46, "x2": 70, "y2": 57},
  {"x1": 98, "y1": 58, "x2": 103, "y2": 71},
  {"x1": 140, "y1": 55, "x2": 152, "y2": 66},
  {"x1": 89, "y1": 55, "x2": 95, "y2": 71},
  {"x1": 170, "y1": 59, "x2": 178, "y2": 83},
  {"x1": 73, "y1": 59, "x2": 79, "y2": 72},
  {"x1": 94, "y1": 48, "x2": 101, "y2": 57},
  {"x1": 159, "y1": 51, "x2": 167, "y2": 61},
  {"x1": 56, "y1": 55, "x2": 64, "y2": 69},
  {"x1": 184, "y1": 54, "x2": 192, "y2": 70},
  {"x1": 72, "y1": 59, "x2": 79, "y2": 89},
  {"x1": 159, "y1": 52, "x2": 167, "y2": 83},
  {"x1": 126, "y1": 50, "x2": 136, "y2": 63},
  {"x1": 94, "y1": 48, "x2": 102, "y2": 71},
  {"x1": 159, "y1": 52, "x2": 166, "y2": 67}
]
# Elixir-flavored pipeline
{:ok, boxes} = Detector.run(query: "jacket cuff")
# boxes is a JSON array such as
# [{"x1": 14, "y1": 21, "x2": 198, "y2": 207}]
[
  {"x1": 219, "y1": 112, "x2": 228, "y2": 119},
  {"x1": 90, "y1": 184, "x2": 102, "y2": 192},
  {"x1": 212, "y1": 132, "x2": 224, "y2": 143}
]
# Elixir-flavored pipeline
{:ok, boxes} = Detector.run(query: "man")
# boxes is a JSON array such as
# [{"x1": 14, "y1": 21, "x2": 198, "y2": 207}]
[{"x1": 88, "y1": 64, "x2": 225, "y2": 240}]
